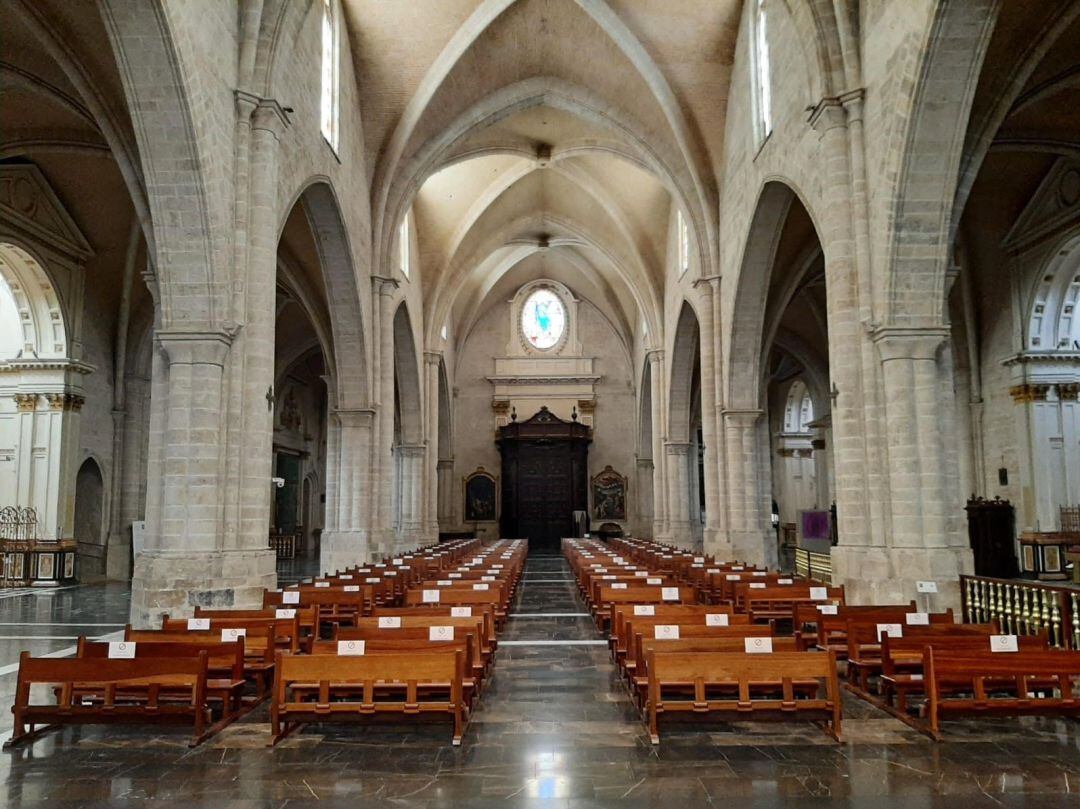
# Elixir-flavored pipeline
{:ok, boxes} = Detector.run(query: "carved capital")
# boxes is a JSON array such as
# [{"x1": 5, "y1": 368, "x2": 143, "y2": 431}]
[
  {"x1": 1009, "y1": 383, "x2": 1051, "y2": 403},
  {"x1": 45, "y1": 393, "x2": 84, "y2": 411},
  {"x1": 577, "y1": 399, "x2": 596, "y2": 415},
  {"x1": 1057, "y1": 382, "x2": 1080, "y2": 401},
  {"x1": 13, "y1": 393, "x2": 37, "y2": 412}
]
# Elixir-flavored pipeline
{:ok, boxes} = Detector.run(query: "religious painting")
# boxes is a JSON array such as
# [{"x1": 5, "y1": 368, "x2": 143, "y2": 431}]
[
  {"x1": 464, "y1": 468, "x2": 498, "y2": 522},
  {"x1": 1044, "y1": 545, "x2": 1062, "y2": 573},
  {"x1": 801, "y1": 510, "x2": 831, "y2": 540},
  {"x1": 591, "y1": 465, "x2": 626, "y2": 521},
  {"x1": 37, "y1": 552, "x2": 54, "y2": 581},
  {"x1": 521, "y1": 288, "x2": 566, "y2": 350},
  {"x1": 1021, "y1": 544, "x2": 1036, "y2": 573},
  {"x1": 63, "y1": 552, "x2": 75, "y2": 579}
]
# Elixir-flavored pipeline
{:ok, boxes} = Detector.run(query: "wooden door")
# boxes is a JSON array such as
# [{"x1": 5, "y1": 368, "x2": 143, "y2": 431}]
[{"x1": 498, "y1": 407, "x2": 590, "y2": 554}]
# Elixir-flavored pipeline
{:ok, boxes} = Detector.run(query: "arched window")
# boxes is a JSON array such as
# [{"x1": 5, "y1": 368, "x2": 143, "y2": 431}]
[
  {"x1": 1027, "y1": 236, "x2": 1080, "y2": 351},
  {"x1": 320, "y1": 0, "x2": 340, "y2": 152},
  {"x1": 521, "y1": 288, "x2": 566, "y2": 350},
  {"x1": 398, "y1": 210, "x2": 411, "y2": 278},
  {"x1": 751, "y1": 0, "x2": 773, "y2": 142},
  {"x1": 677, "y1": 209, "x2": 690, "y2": 277},
  {"x1": 783, "y1": 380, "x2": 814, "y2": 433},
  {"x1": 0, "y1": 273, "x2": 21, "y2": 359}
]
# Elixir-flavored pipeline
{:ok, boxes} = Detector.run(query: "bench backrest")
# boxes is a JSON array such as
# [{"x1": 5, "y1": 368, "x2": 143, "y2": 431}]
[{"x1": 78, "y1": 638, "x2": 243, "y2": 681}]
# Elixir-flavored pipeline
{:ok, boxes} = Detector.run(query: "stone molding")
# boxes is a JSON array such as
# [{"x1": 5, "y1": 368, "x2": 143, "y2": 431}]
[{"x1": 871, "y1": 326, "x2": 950, "y2": 361}]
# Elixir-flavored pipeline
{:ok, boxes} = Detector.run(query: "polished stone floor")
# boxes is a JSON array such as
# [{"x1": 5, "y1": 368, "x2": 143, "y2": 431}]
[{"x1": 0, "y1": 554, "x2": 1077, "y2": 807}]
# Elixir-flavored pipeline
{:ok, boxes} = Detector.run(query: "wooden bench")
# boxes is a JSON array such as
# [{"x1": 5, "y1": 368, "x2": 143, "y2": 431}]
[
  {"x1": 611, "y1": 604, "x2": 742, "y2": 658},
  {"x1": 879, "y1": 631, "x2": 1047, "y2": 714},
  {"x1": 923, "y1": 647, "x2": 1080, "y2": 739},
  {"x1": 741, "y1": 584, "x2": 845, "y2": 622},
  {"x1": 404, "y1": 587, "x2": 506, "y2": 629},
  {"x1": 194, "y1": 606, "x2": 318, "y2": 639},
  {"x1": 594, "y1": 585, "x2": 699, "y2": 632},
  {"x1": 270, "y1": 650, "x2": 468, "y2": 745},
  {"x1": 631, "y1": 636, "x2": 801, "y2": 707},
  {"x1": 6, "y1": 651, "x2": 213, "y2": 749},
  {"x1": 263, "y1": 588, "x2": 369, "y2": 631},
  {"x1": 795, "y1": 602, "x2": 919, "y2": 653},
  {"x1": 623, "y1": 622, "x2": 775, "y2": 680},
  {"x1": 645, "y1": 650, "x2": 842, "y2": 744},
  {"x1": 75, "y1": 638, "x2": 246, "y2": 728}
]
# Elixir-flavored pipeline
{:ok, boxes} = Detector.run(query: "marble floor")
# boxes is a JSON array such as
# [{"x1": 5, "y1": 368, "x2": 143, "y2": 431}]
[{"x1": 0, "y1": 554, "x2": 1077, "y2": 807}]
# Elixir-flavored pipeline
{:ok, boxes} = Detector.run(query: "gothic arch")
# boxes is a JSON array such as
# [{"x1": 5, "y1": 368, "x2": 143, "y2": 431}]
[
  {"x1": 393, "y1": 303, "x2": 423, "y2": 445},
  {"x1": 668, "y1": 301, "x2": 701, "y2": 444}
]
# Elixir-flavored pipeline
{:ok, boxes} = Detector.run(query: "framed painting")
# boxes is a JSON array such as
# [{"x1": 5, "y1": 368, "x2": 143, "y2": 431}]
[
  {"x1": 591, "y1": 465, "x2": 626, "y2": 521},
  {"x1": 464, "y1": 468, "x2": 498, "y2": 522}
]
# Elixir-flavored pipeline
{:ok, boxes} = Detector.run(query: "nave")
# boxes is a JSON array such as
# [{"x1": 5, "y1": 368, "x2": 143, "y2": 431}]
[{"x1": 0, "y1": 550, "x2": 1077, "y2": 807}]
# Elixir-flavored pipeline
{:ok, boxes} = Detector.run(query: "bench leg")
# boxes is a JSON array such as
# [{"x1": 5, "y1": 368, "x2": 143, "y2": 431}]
[
  {"x1": 647, "y1": 703, "x2": 659, "y2": 745},
  {"x1": 3, "y1": 721, "x2": 60, "y2": 750}
]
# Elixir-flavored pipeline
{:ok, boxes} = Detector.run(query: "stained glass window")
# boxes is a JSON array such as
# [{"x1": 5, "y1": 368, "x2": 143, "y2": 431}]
[
  {"x1": 320, "y1": 0, "x2": 339, "y2": 151},
  {"x1": 521, "y1": 289, "x2": 566, "y2": 350}
]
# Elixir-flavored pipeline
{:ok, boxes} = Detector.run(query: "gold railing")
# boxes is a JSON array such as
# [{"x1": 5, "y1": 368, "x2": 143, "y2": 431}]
[
  {"x1": 960, "y1": 574, "x2": 1079, "y2": 649},
  {"x1": 794, "y1": 547, "x2": 832, "y2": 584}
]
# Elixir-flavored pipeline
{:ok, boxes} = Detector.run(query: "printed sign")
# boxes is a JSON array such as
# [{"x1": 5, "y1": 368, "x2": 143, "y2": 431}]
[
  {"x1": 705, "y1": 613, "x2": 729, "y2": 626},
  {"x1": 315, "y1": 582, "x2": 330, "y2": 588},
  {"x1": 654, "y1": 625, "x2": 680, "y2": 639},
  {"x1": 392, "y1": 559, "x2": 403, "y2": 565},
  {"x1": 905, "y1": 612, "x2": 930, "y2": 625},
  {"x1": 344, "y1": 585, "x2": 360, "y2": 592},
  {"x1": 451, "y1": 607, "x2": 473, "y2": 617},
  {"x1": 777, "y1": 578, "x2": 793, "y2": 585},
  {"x1": 817, "y1": 604, "x2": 839, "y2": 615},
  {"x1": 694, "y1": 557, "x2": 705, "y2": 564},
  {"x1": 437, "y1": 580, "x2": 452, "y2": 586},
  {"x1": 378, "y1": 617, "x2": 402, "y2": 629},
  {"x1": 990, "y1": 634, "x2": 1019, "y2": 653},
  {"x1": 187, "y1": 618, "x2": 210, "y2": 630},
  {"x1": 473, "y1": 583, "x2": 490, "y2": 591},
  {"x1": 726, "y1": 574, "x2": 742, "y2": 581},
  {"x1": 429, "y1": 626, "x2": 454, "y2": 641},
  {"x1": 221, "y1": 628, "x2": 247, "y2": 642},
  {"x1": 276, "y1": 609, "x2": 296, "y2": 619},
  {"x1": 707, "y1": 569, "x2": 721, "y2": 574},
  {"x1": 749, "y1": 583, "x2": 766, "y2": 589},
  {"x1": 635, "y1": 571, "x2": 649, "y2": 577},
  {"x1": 612, "y1": 583, "x2": 628, "y2": 590},
  {"x1": 916, "y1": 581, "x2": 938, "y2": 594},
  {"x1": 339, "y1": 575, "x2": 353, "y2": 580},
  {"x1": 876, "y1": 623, "x2": 903, "y2": 641},
  {"x1": 647, "y1": 578, "x2": 662, "y2": 585},
  {"x1": 661, "y1": 587, "x2": 680, "y2": 601},
  {"x1": 422, "y1": 589, "x2": 441, "y2": 603},
  {"x1": 283, "y1": 591, "x2": 300, "y2": 604},
  {"x1": 752, "y1": 571, "x2": 767, "y2": 577},
  {"x1": 745, "y1": 637, "x2": 773, "y2": 653},
  {"x1": 337, "y1": 640, "x2": 365, "y2": 656},
  {"x1": 732, "y1": 566, "x2": 744, "y2": 571},
  {"x1": 365, "y1": 577, "x2": 381, "y2": 584},
  {"x1": 108, "y1": 642, "x2": 136, "y2": 659},
  {"x1": 634, "y1": 605, "x2": 655, "y2": 616},
  {"x1": 809, "y1": 587, "x2": 828, "y2": 600}
]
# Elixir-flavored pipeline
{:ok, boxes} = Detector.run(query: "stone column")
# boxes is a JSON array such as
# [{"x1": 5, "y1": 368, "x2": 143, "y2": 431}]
[
  {"x1": 371, "y1": 279, "x2": 398, "y2": 556},
  {"x1": 857, "y1": 327, "x2": 973, "y2": 609},
  {"x1": 722, "y1": 408, "x2": 775, "y2": 567},
  {"x1": 231, "y1": 99, "x2": 288, "y2": 556},
  {"x1": 634, "y1": 456, "x2": 654, "y2": 537},
  {"x1": 396, "y1": 443, "x2": 426, "y2": 550},
  {"x1": 131, "y1": 331, "x2": 274, "y2": 626},
  {"x1": 321, "y1": 407, "x2": 376, "y2": 573},
  {"x1": 108, "y1": 374, "x2": 150, "y2": 580},
  {"x1": 422, "y1": 351, "x2": 442, "y2": 542},
  {"x1": 647, "y1": 349, "x2": 667, "y2": 540},
  {"x1": 693, "y1": 278, "x2": 727, "y2": 557},
  {"x1": 437, "y1": 458, "x2": 455, "y2": 526},
  {"x1": 664, "y1": 442, "x2": 692, "y2": 548}
]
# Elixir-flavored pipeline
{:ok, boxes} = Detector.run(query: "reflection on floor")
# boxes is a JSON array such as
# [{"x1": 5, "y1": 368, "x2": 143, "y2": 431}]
[{"x1": 0, "y1": 553, "x2": 1078, "y2": 807}]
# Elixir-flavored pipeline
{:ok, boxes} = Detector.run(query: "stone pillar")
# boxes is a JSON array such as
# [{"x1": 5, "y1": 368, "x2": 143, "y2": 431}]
[
  {"x1": 634, "y1": 456, "x2": 654, "y2": 537},
  {"x1": 131, "y1": 331, "x2": 275, "y2": 626},
  {"x1": 722, "y1": 409, "x2": 775, "y2": 567},
  {"x1": 108, "y1": 374, "x2": 150, "y2": 580},
  {"x1": 321, "y1": 407, "x2": 375, "y2": 573},
  {"x1": 232, "y1": 99, "x2": 288, "y2": 555},
  {"x1": 396, "y1": 443, "x2": 426, "y2": 550},
  {"x1": 371, "y1": 279, "x2": 398, "y2": 556},
  {"x1": 835, "y1": 327, "x2": 972, "y2": 609},
  {"x1": 437, "y1": 458, "x2": 455, "y2": 526},
  {"x1": 423, "y1": 351, "x2": 441, "y2": 542},
  {"x1": 693, "y1": 278, "x2": 728, "y2": 557},
  {"x1": 664, "y1": 441, "x2": 692, "y2": 547},
  {"x1": 647, "y1": 349, "x2": 667, "y2": 540}
]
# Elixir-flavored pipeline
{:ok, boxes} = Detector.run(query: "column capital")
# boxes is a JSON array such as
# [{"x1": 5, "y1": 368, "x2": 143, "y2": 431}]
[
  {"x1": 249, "y1": 96, "x2": 291, "y2": 136},
  {"x1": 395, "y1": 442, "x2": 427, "y2": 458},
  {"x1": 871, "y1": 326, "x2": 949, "y2": 361},
  {"x1": 372, "y1": 276, "x2": 400, "y2": 297},
  {"x1": 423, "y1": 350, "x2": 443, "y2": 366},
  {"x1": 808, "y1": 96, "x2": 847, "y2": 133},
  {"x1": 332, "y1": 407, "x2": 377, "y2": 428},
  {"x1": 692, "y1": 275, "x2": 721, "y2": 294},
  {"x1": 1009, "y1": 383, "x2": 1051, "y2": 404},
  {"x1": 664, "y1": 441, "x2": 692, "y2": 455},
  {"x1": 155, "y1": 329, "x2": 233, "y2": 367},
  {"x1": 721, "y1": 408, "x2": 764, "y2": 425},
  {"x1": 646, "y1": 348, "x2": 664, "y2": 364}
]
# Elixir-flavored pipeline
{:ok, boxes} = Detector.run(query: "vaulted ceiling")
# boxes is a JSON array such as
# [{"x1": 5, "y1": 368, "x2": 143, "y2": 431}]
[{"x1": 343, "y1": 0, "x2": 743, "y2": 347}]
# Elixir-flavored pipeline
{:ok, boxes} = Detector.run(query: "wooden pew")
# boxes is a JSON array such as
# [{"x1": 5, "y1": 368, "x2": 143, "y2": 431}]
[
  {"x1": 794, "y1": 602, "x2": 919, "y2": 653},
  {"x1": 923, "y1": 647, "x2": 1080, "y2": 740},
  {"x1": 194, "y1": 606, "x2": 318, "y2": 639},
  {"x1": 812, "y1": 606, "x2": 953, "y2": 656},
  {"x1": 594, "y1": 585, "x2": 699, "y2": 632},
  {"x1": 263, "y1": 588, "x2": 368, "y2": 632},
  {"x1": 611, "y1": 604, "x2": 743, "y2": 659},
  {"x1": 403, "y1": 587, "x2": 506, "y2": 629},
  {"x1": 879, "y1": 630, "x2": 1048, "y2": 714},
  {"x1": 270, "y1": 650, "x2": 468, "y2": 745},
  {"x1": 631, "y1": 636, "x2": 801, "y2": 707},
  {"x1": 845, "y1": 620, "x2": 996, "y2": 692},
  {"x1": 6, "y1": 650, "x2": 213, "y2": 749},
  {"x1": 742, "y1": 584, "x2": 845, "y2": 623},
  {"x1": 623, "y1": 622, "x2": 775, "y2": 681},
  {"x1": 645, "y1": 650, "x2": 842, "y2": 744},
  {"x1": 75, "y1": 638, "x2": 245, "y2": 728}
]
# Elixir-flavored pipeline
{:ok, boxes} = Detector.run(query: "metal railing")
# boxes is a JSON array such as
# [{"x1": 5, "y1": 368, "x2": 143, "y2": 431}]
[
  {"x1": 794, "y1": 547, "x2": 832, "y2": 584},
  {"x1": 960, "y1": 574, "x2": 1079, "y2": 649}
]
